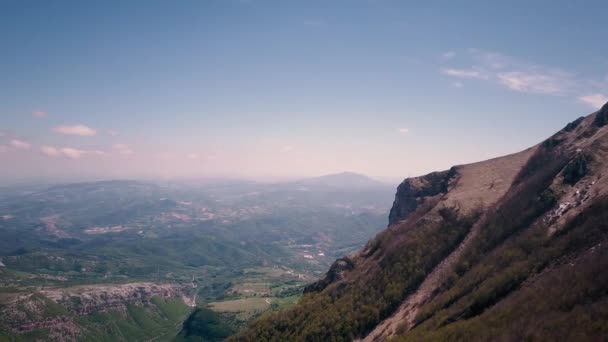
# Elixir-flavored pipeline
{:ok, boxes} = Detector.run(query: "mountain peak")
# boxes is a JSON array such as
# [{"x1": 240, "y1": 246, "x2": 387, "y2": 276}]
[{"x1": 294, "y1": 172, "x2": 387, "y2": 189}]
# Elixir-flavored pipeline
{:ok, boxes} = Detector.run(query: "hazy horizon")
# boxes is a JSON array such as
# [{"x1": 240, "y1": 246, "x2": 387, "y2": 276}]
[{"x1": 2, "y1": 1, "x2": 608, "y2": 184}]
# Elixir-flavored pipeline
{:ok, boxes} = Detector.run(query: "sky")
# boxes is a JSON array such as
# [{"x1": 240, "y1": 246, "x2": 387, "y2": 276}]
[{"x1": 1, "y1": 0, "x2": 608, "y2": 184}]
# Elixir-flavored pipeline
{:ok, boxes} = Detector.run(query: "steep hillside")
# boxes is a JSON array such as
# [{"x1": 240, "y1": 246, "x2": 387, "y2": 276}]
[{"x1": 233, "y1": 102, "x2": 608, "y2": 341}]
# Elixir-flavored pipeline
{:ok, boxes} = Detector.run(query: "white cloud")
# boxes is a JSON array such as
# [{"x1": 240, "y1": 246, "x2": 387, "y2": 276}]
[
  {"x1": 442, "y1": 51, "x2": 456, "y2": 59},
  {"x1": 468, "y1": 49, "x2": 510, "y2": 70},
  {"x1": 41, "y1": 145, "x2": 107, "y2": 158},
  {"x1": 496, "y1": 71, "x2": 570, "y2": 95},
  {"x1": 578, "y1": 94, "x2": 608, "y2": 109},
  {"x1": 113, "y1": 144, "x2": 134, "y2": 155},
  {"x1": 9, "y1": 139, "x2": 30, "y2": 149},
  {"x1": 61, "y1": 147, "x2": 86, "y2": 159},
  {"x1": 452, "y1": 81, "x2": 464, "y2": 88},
  {"x1": 54, "y1": 125, "x2": 97, "y2": 136},
  {"x1": 32, "y1": 110, "x2": 47, "y2": 119},
  {"x1": 398, "y1": 128, "x2": 409, "y2": 134},
  {"x1": 440, "y1": 68, "x2": 486, "y2": 79},
  {"x1": 440, "y1": 49, "x2": 577, "y2": 97},
  {"x1": 41, "y1": 145, "x2": 61, "y2": 157}
]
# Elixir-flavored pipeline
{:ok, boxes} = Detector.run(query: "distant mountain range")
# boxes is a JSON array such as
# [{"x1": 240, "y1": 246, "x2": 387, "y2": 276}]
[
  {"x1": 291, "y1": 172, "x2": 390, "y2": 190},
  {"x1": 234, "y1": 103, "x2": 608, "y2": 341}
]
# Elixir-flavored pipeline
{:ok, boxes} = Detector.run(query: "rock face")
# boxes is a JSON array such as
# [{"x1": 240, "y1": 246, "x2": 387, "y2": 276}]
[
  {"x1": 594, "y1": 101, "x2": 608, "y2": 127},
  {"x1": 388, "y1": 169, "x2": 456, "y2": 226},
  {"x1": 303, "y1": 257, "x2": 355, "y2": 293},
  {"x1": 306, "y1": 169, "x2": 459, "y2": 295}
]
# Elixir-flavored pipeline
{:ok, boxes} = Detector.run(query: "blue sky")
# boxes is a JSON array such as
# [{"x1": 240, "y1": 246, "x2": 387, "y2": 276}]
[{"x1": 1, "y1": 0, "x2": 608, "y2": 183}]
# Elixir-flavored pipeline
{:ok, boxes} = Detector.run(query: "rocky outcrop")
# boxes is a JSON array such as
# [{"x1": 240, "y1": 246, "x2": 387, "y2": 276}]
[
  {"x1": 564, "y1": 116, "x2": 585, "y2": 132},
  {"x1": 303, "y1": 257, "x2": 354, "y2": 293},
  {"x1": 0, "y1": 282, "x2": 192, "y2": 339},
  {"x1": 593, "y1": 101, "x2": 608, "y2": 127},
  {"x1": 388, "y1": 169, "x2": 457, "y2": 226},
  {"x1": 41, "y1": 282, "x2": 190, "y2": 315}
]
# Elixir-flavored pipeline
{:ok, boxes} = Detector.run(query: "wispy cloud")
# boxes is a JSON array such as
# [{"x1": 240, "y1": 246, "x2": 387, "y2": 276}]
[
  {"x1": 578, "y1": 94, "x2": 608, "y2": 109},
  {"x1": 113, "y1": 144, "x2": 134, "y2": 155},
  {"x1": 439, "y1": 49, "x2": 600, "y2": 100},
  {"x1": 32, "y1": 110, "x2": 47, "y2": 119},
  {"x1": 61, "y1": 147, "x2": 86, "y2": 159},
  {"x1": 0, "y1": 133, "x2": 31, "y2": 152},
  {"x1": 452, "y1": 81, "x2": 464, "y2": 88},
  {"x1": 9, "y1": 139, "x2": 30, "y2": 149},
  {"x1": 107, "y1": 130, "x2": 119, "y2": 136},
  {"x1": 496, "y1": 71, "x2": 571, "y2": 95},
  {"x1": 441, "y1": 51, "x2": 456, "y2": 59},
  {"x1": 440, "y1": 68, "x2": 487, "y2": 79},
  {"x1": 187, "y1": 153, "x2": 200, "y2": 160},
  {"x1": 41, "y1": 145, "x2": 105, "y2": 159},
  {"x1": 281, "y1": 145, "x2": 294, "y2": 152},
  {"x1": 54, "y1": 125, "x2": 97, "y2": 136},
  {"x1": 398, "y1": 128, "x2": 409, "y2": 134},
  {"x1": 41, "y1": 145, "x2": 61, "y2": 157},
  {"x1": 468, "y1": 49, "x2": 510, "y2": 70}
]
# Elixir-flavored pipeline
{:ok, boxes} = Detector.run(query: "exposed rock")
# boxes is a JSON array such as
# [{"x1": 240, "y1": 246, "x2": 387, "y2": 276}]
[
  {"x1": 564, "y1": 116, "x2": 585, "y2": 132},
  {"x1": 542, "y1": 133, "x2": 565, "y2": 148},
  {"x1": 41, "y1": 282, "x2": 190, "y2": 315},
  {"x1": 0, "y1": 282, "x2": 192, "y2": 339},
  {"x1": 593, "y1": 101, "x2": 608, "y2": 127},
  {"x1": 562, "y1": 153, "x2": 591, "y2": 185},
  {"x1": 303, "y1": 257, "x2": 355, "y2": 294},
  {"x1": 18, "y1": 316, "x2": 81, "y2": 341},
  {"x1": 388, "y1": 169, "x2": 456, "y2": 226}
]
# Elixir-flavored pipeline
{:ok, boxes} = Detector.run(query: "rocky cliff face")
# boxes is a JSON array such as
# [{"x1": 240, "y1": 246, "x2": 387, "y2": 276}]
[
  {"x1": 302, "y1": 169, "x2": 457, "y2": 296},
  {"x1": 594, "y1": 101, "x2": 608, "y2": 126},
  {"x1": 234, "y1": 102, "x2": 608, "y2": 342},
  {"x1": 303, "y1": 256, "x2": 355, "y2": 293},
  {"x1": 388, "y1": 169, "x2": 456, "y2": 226}
]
